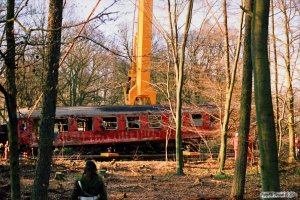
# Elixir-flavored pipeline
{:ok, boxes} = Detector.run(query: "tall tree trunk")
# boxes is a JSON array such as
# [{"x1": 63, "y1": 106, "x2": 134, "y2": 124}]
[
  {"x1": 218, "y1": 0, "x2": 231, "y2": 173},
  {"x1": 251, "y1": 0, "x2": 280, "y2": 192},
  {"x1": 31, "y1": 0, "x2": 63, "y2": 199},
  {"x1": 167, "y1": 0, "x2": 194, "y2": 175},
  {"x1": 218, "y1": 0, "x2": 243, "y2": 172},
  {"x1": 175, "y1": 0, "x2": 194, "y2": 175},
  {"x1": 231, "y1": 0, "x2": 253, "y2": 199},
  {"x1": 2, "y1": 0, "x2": 21, "y2": 199},
  {"x1": 271, "y1": 0, "x2": 280, "y2": 155},
  {"x1": 281, "y1": 0, "x2": 296, "y2": 163}
]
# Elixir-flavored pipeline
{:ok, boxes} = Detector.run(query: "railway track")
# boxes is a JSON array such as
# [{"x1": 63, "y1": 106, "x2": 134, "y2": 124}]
[
  {"x1": 49, "y1": 152, "x2": 227, "y2": 161},
  {"x1": 51, "y1": 153, "x2": 175, "y2": 161},
  {"x1": 20, "y1": 150, "x2": 234, "y2": 161}
]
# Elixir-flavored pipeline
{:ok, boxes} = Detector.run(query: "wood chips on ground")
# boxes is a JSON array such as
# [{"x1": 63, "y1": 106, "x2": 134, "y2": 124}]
[{"x1": 0, "y1": 158, "x2": 299, "y2": 199}]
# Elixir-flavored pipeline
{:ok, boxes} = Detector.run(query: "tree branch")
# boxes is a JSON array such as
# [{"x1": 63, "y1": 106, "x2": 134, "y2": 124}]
[
  {"x1": 78, "y1": 36, "x2": 128, "y2": 58},
  {"x1": 0, "y1": 84, "x2": 8, "y2": 98}
]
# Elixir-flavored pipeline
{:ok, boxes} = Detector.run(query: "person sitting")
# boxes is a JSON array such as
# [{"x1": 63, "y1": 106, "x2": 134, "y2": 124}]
[{"x1": 71, "y1": 160, "x2": 107, "y2": 200}]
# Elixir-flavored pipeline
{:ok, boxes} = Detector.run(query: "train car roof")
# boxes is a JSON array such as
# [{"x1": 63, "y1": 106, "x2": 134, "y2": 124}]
[
  {"x1": 18, "y1": 105, "x2": 170, "y2": 118},
  {"x1": 17, "y1": 104, "x2": 217, "y2": 118}
]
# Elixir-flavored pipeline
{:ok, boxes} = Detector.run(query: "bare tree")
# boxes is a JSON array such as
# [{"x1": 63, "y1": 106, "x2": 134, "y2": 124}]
[
  {"x1": 279, "y1": 0, "x2": 296, "y2": 163},
  {"x1": 57, "y1": 26, "x2": 127, "y2": 106},
  {"x1": 271, "y1": 0, "x2": 281, "y2": 154},
  {"x1": 31, "y1": 0, "x2": 63, "y2": 198},
  {"x1": 231, "y1": 0, "x2": 253, "y2": 199},
  {"x1": 218, "y1": 0, "x2": 244, "y2": 172},
  {"x1": 0, "y1": 0, "x2": 21, "y2": 199},
  {"x1": 166, "y1": 0, "x2": 194, "y2": 174}
]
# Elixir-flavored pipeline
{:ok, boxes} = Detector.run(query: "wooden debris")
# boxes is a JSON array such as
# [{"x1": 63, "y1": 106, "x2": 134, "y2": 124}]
[
  {"x1": 54, "y1": 172, "x2": 64, "y2": 180},
  {"x1": 183, "y1": 151, "x2": 201, "y2": 156},
  {"x1": 100, "y1": 153, "x2": 119, "y2": 157}
]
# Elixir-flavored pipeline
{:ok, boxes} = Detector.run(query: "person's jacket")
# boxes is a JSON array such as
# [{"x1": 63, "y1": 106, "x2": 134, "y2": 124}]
[{"x1": 71, "y1": 174, "x2": 107, "y2": 200}]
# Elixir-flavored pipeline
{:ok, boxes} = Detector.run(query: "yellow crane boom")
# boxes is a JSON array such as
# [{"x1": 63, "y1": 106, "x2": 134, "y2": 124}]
[{"x1": 125, "y1": 0, "x2": 156, "y2": 105}]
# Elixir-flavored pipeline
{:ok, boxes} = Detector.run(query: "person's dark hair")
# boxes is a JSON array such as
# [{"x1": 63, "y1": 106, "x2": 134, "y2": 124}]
[{"x1": 84, "y1": 160, "x2": 98, "y2": 176}]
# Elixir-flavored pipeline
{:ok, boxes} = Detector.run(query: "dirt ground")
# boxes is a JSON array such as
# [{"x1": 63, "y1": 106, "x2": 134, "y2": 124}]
[{"x1": 0, "y1": 157, "x2": 299, "y2": 200}]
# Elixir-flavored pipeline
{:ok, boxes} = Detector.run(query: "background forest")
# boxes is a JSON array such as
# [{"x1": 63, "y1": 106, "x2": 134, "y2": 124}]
[
  {"x1": 0, "y1": 0, "x2": 299, "y2": 157},
  {"x1": 0, "y1": 0, "x2": 300, "y2": 199},
  {"x1": 1, "y1": 0, "x2": 299, "y2": 137}
]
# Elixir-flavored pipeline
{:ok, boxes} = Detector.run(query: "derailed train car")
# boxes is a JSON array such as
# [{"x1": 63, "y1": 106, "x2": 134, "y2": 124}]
[{"x1": 17, "y1": 105, "x2": 219, "y2": 154}]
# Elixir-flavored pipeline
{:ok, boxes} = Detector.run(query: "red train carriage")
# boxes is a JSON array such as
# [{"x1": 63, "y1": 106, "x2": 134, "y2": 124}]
[{"x1": 17, "y1": 105, "x2": 219, "y2": 154}]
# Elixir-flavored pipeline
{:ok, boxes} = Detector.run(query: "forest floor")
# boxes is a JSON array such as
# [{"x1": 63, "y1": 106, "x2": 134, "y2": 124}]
[{"x1": 0, "y1": 156, "x2": 300, "y2": 200}]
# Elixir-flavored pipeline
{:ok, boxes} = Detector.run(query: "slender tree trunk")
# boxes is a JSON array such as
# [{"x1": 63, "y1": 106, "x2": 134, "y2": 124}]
[
  {"x1": 218, "y1": 0, "x2": 243, "y2": 172},
  {"x1": 166, "y1": 0, "x2": 194, "y2": 175},
  {"x1": 3, "y1": 0, "x2": 21, "y2": 199},
  {"x1": 281, "y1": 0, "x2": 296, "y2": 163},
  {"x1": 175, "y1": 68, "x2": 184, "y2": 174},
  {"x1": 251, "y1": 0, "x2": 280, "y2": 192},
  {"x1": 218, "y1": 0, "x2": 230, "y2": 173},
  {"x1": 175, "y1": 0, "x2": 194, "y2": 175},
  {"x1": 271, "y1": 0, "x2": 280, "y2": 154},
  {"x1": 31, "y1": 0, "x2": 63, "y2": 199},
  {"x1": 231, "y1": 0, "x2": 253, "y2": 199}
]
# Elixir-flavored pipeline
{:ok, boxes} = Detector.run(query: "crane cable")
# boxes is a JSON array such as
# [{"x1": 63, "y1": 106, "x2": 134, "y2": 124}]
[
  {"x1": 27, "y1": 0, "x2": 102, "y2": 118},
  {"x1": 126, "y1": 0, "x2": 138, "y2": 89},
  {"x1": 131, "y1": 0, "x2": 137, "y2": 51},
  {"x1": 59, "y1": 0, "x2": 102, "y2": 66}
]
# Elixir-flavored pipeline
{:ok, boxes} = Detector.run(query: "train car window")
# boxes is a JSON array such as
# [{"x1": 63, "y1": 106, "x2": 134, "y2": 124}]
[
  {"x1": 102, "y1": 117, "x2": 118, "y2": 130},
  {"x1": 20, "y1": 123, "x2": 27, "y2": 131},
  {"x1": 54, "y1": 119, "x2": 68, "y2": 133},
  {"x1": 77, "y1": 117, "x2": 93, "y2": 131},
  {"x1": 77, "y1": 118, "x2": 93, "y2": 131},
  {"x1": 191, "y1": 114, "x2": 203, "y2": 126},
  {"x1": 0, "y1": 125, "x2": 8, "y2": 144},
  {"x1": 34, "y1": 119, "x2": 40, "y2": 134},
  {"x1": 126, "y1": 116, "x2": 140, "y2": 129},
  {"x1": 148, "y1": 115, "x2": 162, "y2": 128}
]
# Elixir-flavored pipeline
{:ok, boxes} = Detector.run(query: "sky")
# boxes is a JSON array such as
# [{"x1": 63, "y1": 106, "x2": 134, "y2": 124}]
[
  {"x1": 67, "y1": 0, "x2": 299, "y2": 84},
  {"x1": 67, "y1": 0, "x2": 243, "y2": 37},
  {"x1": 22, "y1": 0, "x2": 300, "y2": 98}
]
